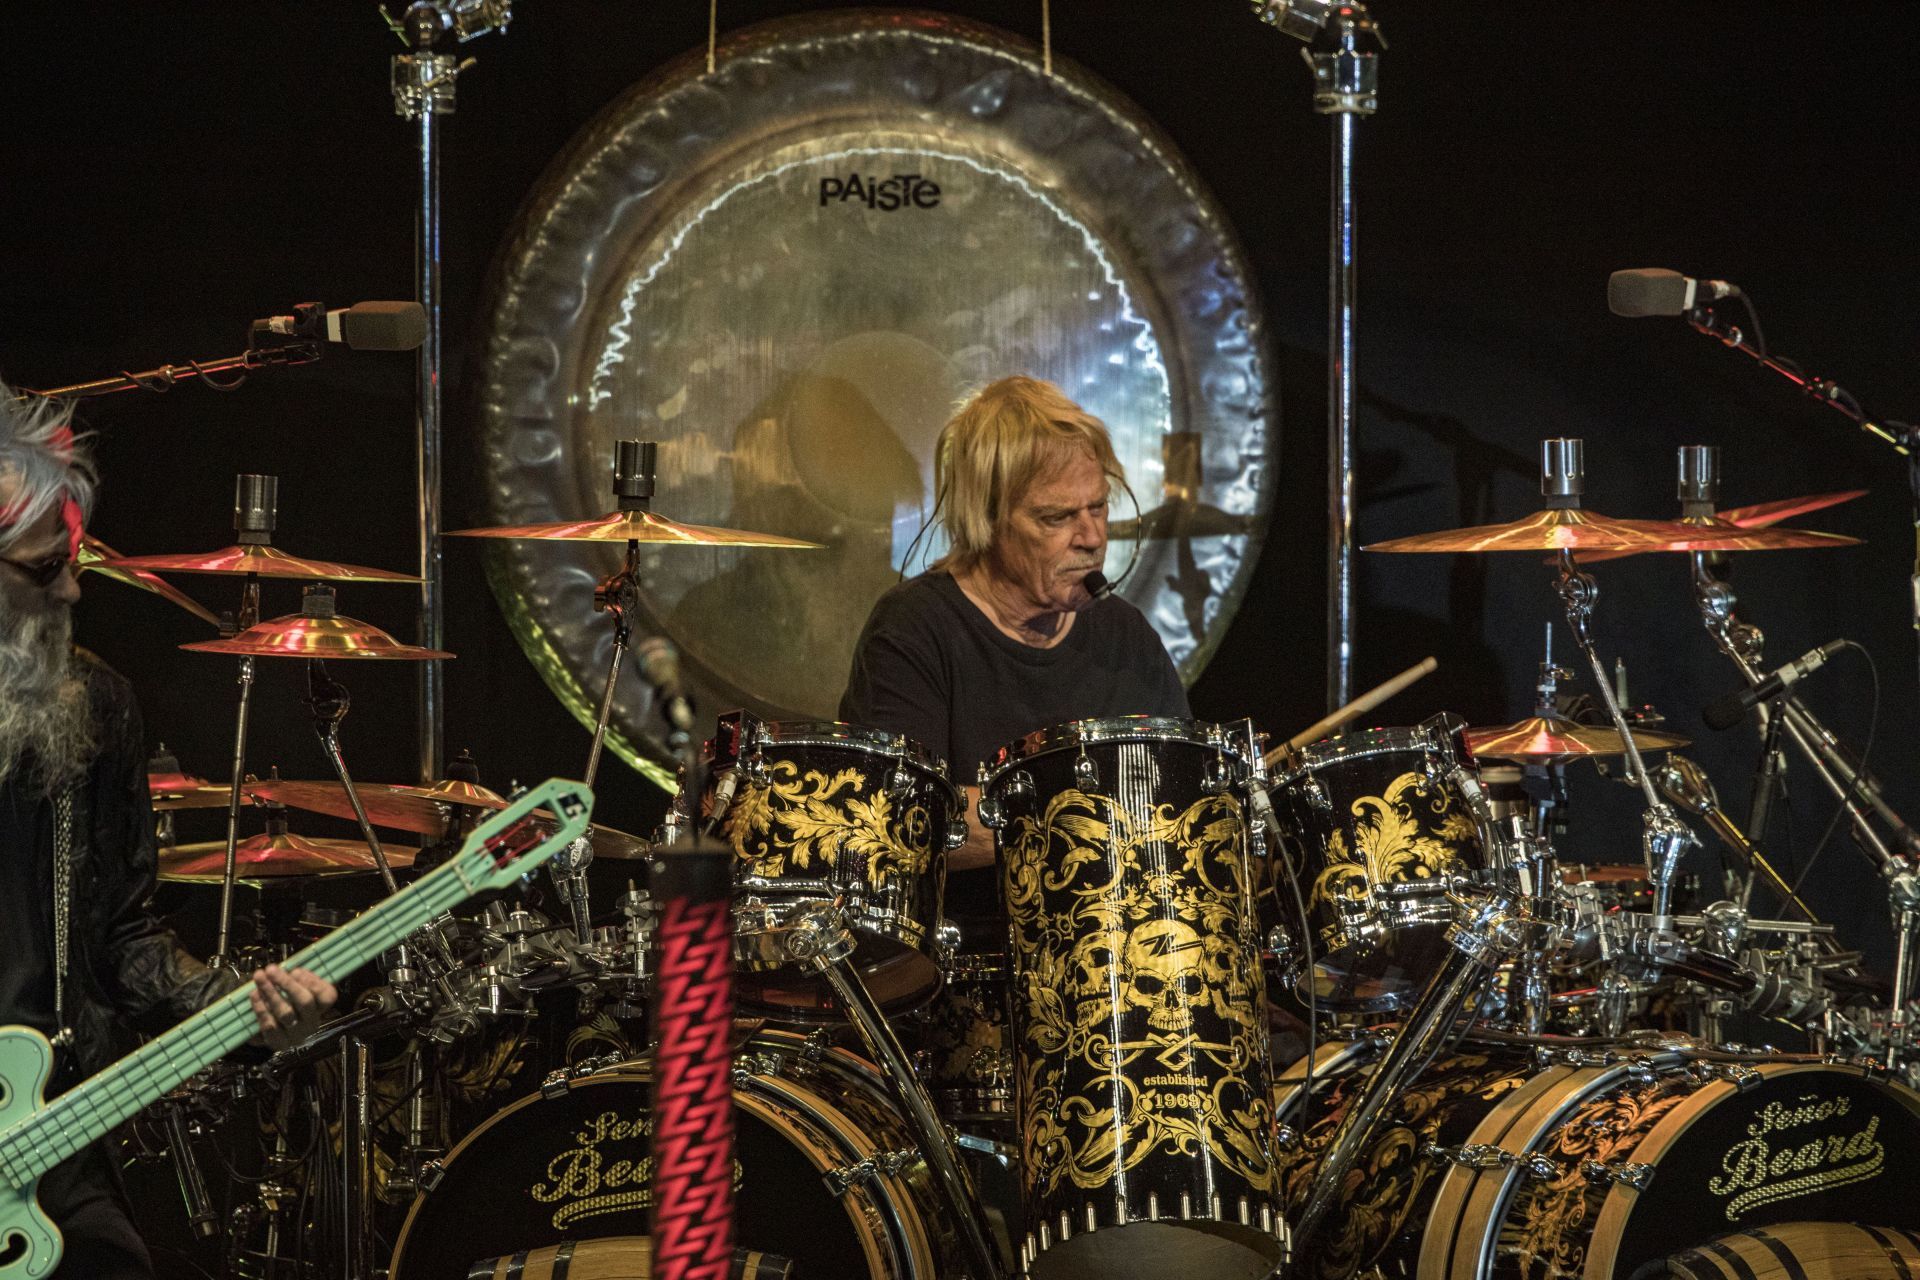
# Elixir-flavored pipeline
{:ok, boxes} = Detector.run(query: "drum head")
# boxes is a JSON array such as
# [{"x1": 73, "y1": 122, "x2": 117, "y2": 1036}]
[
  {"x1": 389, "y1": 1061, "x2": 921, "y2": 1279},
  {"x1": 473, "y1": 10, "x2": 1276, "y2": 783}
]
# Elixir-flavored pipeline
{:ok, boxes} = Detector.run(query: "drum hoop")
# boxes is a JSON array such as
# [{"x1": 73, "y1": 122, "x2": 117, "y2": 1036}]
[
  {"x1": 737, "y1": 720, "x2": 965, "y2": 808},
  {"x1": 385, "y1": 1035, "x2": 926, "y2": 1279},
  {"x1": 1580, "y1": 1061, "x2": 1920, "y2": 1280},
  {"x1": 983, "y1": 714, "x2": 1243, "y2": 779},
  {"x1": 1275, "y1": 725, "x2": 1454, "y2": 783}
]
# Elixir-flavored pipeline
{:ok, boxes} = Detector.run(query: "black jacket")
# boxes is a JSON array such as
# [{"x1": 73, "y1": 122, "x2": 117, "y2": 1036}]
[{"x1": 62, "y1": 651, "x2": 230, "y2": 1078}]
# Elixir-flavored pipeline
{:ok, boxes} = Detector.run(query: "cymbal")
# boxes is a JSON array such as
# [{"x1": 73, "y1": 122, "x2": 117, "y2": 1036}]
[
  {"x1": 181, "y1": 611, "x2": 453, "y2": 660},
  {"x1": 100, "y1": 543, "x2": 419, "y2": 583},
  {"x1": 1364, "y1": 508, "x2": 1726, "y2": 554},
  {"x1": 1108, "y1": 500, "x2": 1260, "y2": 541},
  {"x1": 251, "y1": 778, "x2": 648, "y2": 858},
  {"x1": 1467, "y1": 716, "x2": 1690, "y2": 763},
  {"x1": 1575, "y1": 491, "x2": 1867, "y2": 564},
  {"x1": 158, "y1": 832, "x2": 418, "y2": 884},
  {"x1": 250, "y1": 778, "x2": 508, "y2": 836},
  {"x1": 150, "y1": 778, "x2": 237, "y2": 811},
  {"x1": 79, "y1": 536, "x2": 222, "y2": 627},
  {"x1": 443, "y1": 508, "x2": 821, "y2": 549}
]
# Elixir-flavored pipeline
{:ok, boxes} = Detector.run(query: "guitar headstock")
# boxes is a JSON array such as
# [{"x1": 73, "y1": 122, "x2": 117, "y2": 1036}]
[{"x1": 451, "y1": 778, "x2": 595, "y2": 893}]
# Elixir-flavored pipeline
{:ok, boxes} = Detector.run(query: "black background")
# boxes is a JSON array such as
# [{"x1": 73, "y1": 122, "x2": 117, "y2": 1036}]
[{"x1": 4, "y1": 4, "x2": 1917, "y2": 969}]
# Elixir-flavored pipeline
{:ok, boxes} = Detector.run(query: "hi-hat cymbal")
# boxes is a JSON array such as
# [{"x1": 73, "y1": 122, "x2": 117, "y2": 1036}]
[
  {"x1": 1365, "y1": 508, "x2": 1725, "y2": 554},
  {"x1": 158, "y1": 832, "x2": 419, "y2": 884},
  {"x1": 181, "y1": 611, "x2": 453, "y2": 660},
  {"x1": 444, "y1": 509, "x2": 821, "y2": 549},
  {"x1": 101, "y1": 543, "x2": 420, "y2": 582},
  {"x1": 150, "y1": 778, "x2": 238, "y2": 811},
  {"x1": 1467, "y1": 716, "x2": 1690, "y2": 763},
  {"x1": 80, "y1": 536, "x2": 222, "y2": 627},
  {"x1": 250, "y1": 778, "x2": 508, "y2": 836}
]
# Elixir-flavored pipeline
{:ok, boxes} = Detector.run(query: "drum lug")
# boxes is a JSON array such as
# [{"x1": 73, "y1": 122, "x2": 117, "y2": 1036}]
[
  {"x1": 744, "y1": 748, "x2": 771, "y2": 787},
  {"x1": 1302, "y1": 776, "x2": 1332, "y2": 813},
  {"x1": 977, "y1": 795, "x2": 1004, "y2": 830},
  {"x1": 1424, "y1": 1143, "x2": 1556, "y2": 1181},
  {"x1": 934, "y1": 919, "x2": 962, "y2": 969},
  {"x1": 1202, "y1": 753, "x2": 1232, "y2": 795},
  {"x1": 945, "y1": 818, "x2": 968, "y2": 851},
  {"x1": 887, "y1": 763, "x2": 913, "y2": 798},
  {"x1": 415, "y1": 1158, "x2": 446, "y2": 1194},
  {"x1": 730, "y1": 1051, "x2": 784, "y2": 1087},
  {"x1": 1582, "y1": 1159, "x2": 1656, "y2": 1190},
  {"x1": 823, "y1": 1147, "x2": 921, "y2": 1196},
  {"x1": 1073, "y1": 751, "x2": 1099, "y2": 790},
  {"x1": 800, "y1": 1028, "x2": 833, "y2": 1062},
  {"x1": 1264, "y1": 925, "x2": 1295, "y2": 969}
]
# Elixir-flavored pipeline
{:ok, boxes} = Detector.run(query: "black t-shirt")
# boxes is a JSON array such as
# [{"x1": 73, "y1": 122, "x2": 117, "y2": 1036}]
[
  {"x1": 838, "y1": 571, "x2": 1189, "y2": 918},
  {"x1": 0, "y1": 771, "x2": 57, "y2": 1036},
  {"x1": 839, "y1": 571, "x2": 1190, "y2": 780}
]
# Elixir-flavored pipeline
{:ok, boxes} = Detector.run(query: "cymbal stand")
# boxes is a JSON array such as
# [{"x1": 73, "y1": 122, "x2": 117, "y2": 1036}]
[
  {"x1": 782, "y1": 901, "x2": 1003, "y2": 1280},
  {"x1": 304, "y1": 643, "x2": 402, "y2": 897},
  {"x1": 1253, "y1": 0, "x2": 1384, "y2": 713},
  {"x1": 555, "y1": 439, "x2": 658, "y2": 942},
  {"x1": 388, "y1": 0, "x2": 512, "y2": 784},
  {"x1": 1542, "y1": 441, "x2": 1700, "y2": 950},
  {"x1": 212, "y1": 474, "x2": 277, "y2": 968}
]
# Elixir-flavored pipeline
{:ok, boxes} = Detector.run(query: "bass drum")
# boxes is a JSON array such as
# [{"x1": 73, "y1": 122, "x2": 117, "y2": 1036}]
[
  {"x1": 1271, "y1": 1035, "x2": 1920, "y2": 1280},
  {"x1": 388, "y1": 1031, "x2": 953, "y2": 1280}
]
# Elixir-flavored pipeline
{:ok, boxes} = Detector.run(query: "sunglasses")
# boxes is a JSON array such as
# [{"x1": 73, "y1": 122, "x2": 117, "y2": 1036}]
[{"x1": 0, "y1": 551, "x2": 76, "y2": 589}]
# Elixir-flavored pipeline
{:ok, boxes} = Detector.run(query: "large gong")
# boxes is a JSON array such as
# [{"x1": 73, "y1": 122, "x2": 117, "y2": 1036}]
[{"x1": 474, "y1": 9, "x2": 1277, "y2": 785}]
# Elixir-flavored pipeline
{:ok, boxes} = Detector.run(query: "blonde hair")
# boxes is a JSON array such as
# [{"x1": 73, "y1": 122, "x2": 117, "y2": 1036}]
[{"x1": 930, "y1": 377, "x2": 1127, "y2": 574}]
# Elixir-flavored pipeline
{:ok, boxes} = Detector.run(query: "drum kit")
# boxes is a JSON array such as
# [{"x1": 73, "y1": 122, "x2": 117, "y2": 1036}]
[{"x1": 92, "y1": 419, "x2": 1920, "y2": 1280}]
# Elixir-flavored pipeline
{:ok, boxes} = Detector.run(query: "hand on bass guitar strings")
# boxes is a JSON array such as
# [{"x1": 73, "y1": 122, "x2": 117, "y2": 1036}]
[{"x1": 248, "y1": 964, "x2": 338, "y2": 1052}]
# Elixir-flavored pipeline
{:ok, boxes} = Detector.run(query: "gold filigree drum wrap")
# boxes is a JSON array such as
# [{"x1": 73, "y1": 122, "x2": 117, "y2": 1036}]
[
  {"x1": 709, "y1": 714, "x2": 962, "y2": 1016},
  {"x1": 985, "y1": 717, "x2": 1283, "y2": 1279},
  {"x1": 1271, "y1": 1041, "x2": 1920, "y2": 1280},
  {"x1": 1267, "y1": 722, "x2": 1490, "y2": 1013}
]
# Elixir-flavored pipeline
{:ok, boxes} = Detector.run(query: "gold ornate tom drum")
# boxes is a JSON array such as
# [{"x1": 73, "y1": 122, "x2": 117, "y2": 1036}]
[
  {"x1": 708, "y1": 713, "x2": 964, "y2": 1018},
  {"x1": 983, "y1": 716, "x2": 1283, "y2": 1280}
]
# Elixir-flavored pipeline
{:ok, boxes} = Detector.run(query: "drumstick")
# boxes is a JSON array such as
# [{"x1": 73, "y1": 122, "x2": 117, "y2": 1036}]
[{"x1": 1269, "y1": 656, "x2": 1439, "y2": 761}]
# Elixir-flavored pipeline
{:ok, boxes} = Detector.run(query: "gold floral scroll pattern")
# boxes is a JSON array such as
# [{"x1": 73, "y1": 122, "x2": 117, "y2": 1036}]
[
  {"x1": 1274, "y1": 1053, "x2": 1525, "y2": 1280},
  {"x1": 1308, "y1": 771, "x2": 1476, "y2": 940},
  {"x1": 728, "y1": 760, "x2": 933, "y2": 887},
  {"x1": 1004, "y1": 786, "x2": 1274, "y2": 1198},
  {"x1": 1500, "y1": 1076, "x2": 1691, "y2": 1280}
]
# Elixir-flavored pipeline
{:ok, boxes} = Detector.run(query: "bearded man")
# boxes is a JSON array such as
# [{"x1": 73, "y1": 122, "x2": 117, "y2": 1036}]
[{"x1": 0, "y1": 385, "x2": 336, "y2": 1278}]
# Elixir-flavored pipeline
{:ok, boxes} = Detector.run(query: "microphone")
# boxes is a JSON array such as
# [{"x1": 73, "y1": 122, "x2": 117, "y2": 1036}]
[
  {"x1": 637, "y1": 635, "x2": 696, "y2": 735},
  {"x1": 1608, "y1": 268, "x2": 1743, "y2": 318},
  {"x1": 1083, "y1": 569, "x2": 1113, "y2": 599},
  {"x1": 1702, "y1": 639, "x2": 1846, "y2": 731},
  {"x1": 252, "y1": 301, "x2": 428, "y2": 351}
]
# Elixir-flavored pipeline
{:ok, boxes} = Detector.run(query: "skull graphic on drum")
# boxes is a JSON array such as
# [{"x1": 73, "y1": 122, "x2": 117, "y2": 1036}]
[{"x1": 1122, "y1": 919, "x2": 1210, "y2": 1034}]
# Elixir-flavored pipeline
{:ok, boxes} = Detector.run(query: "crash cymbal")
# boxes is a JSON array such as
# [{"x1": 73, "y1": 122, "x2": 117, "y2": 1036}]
[
  {"x1": 79, "y1": 536, "x2": 222, "y2": 627},
  {"x1": 443, "y1": 508, "x2": 821, "y2": 549},
  {"x1": 100, "y1": 543, "x2": 419, "y2": 583},
  {"x1": 1467, "y1": 716, "x2": 1690, "y2": 763},
  {"x1": 181, "y1": 611, "x2": 453, "y2": 660},
  {"x1": 158, "y1": 832, "x2": 418, "y2": 884},
  {"x1": 1575, "y1": 494, "x2": 1867, "y2": 564},
  {"x1": 249, "y1": 778, "x2": 507, "y2": 836},
  {"x1": 1364, "y1": 507, "x2": 1728, "y2": 554}
]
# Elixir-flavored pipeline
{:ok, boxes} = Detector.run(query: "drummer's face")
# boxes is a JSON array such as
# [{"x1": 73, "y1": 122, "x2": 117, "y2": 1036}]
[{"x1": 992, "y1": 449, "x2": 1108, "y2": 614}]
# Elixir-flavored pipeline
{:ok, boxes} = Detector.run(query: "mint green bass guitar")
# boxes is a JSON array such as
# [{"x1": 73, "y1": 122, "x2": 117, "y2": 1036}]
[{"x1": 0, "y1": 777, "x2": 593, "y2": 1278}]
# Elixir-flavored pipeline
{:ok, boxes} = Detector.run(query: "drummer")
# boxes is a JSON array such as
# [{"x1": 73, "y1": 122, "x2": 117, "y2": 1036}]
[{"x1": 839, "y1": 375, "x2": 1187, "y2": 907}]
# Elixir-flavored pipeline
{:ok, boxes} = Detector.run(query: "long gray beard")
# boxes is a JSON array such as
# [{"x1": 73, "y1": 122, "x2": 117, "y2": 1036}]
[{"x1": 0, "y1": 603, "x2": 94, "y2": 793}]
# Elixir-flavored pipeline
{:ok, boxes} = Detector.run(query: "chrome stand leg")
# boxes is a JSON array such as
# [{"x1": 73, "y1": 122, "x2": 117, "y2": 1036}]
[
  {"x1": 813, "y1": 949, "x2": 1004, "y2": 1280},
  {"x1": 1287, "y1": 897, "x2": 1516, "y2": 1261}
]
